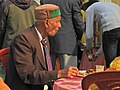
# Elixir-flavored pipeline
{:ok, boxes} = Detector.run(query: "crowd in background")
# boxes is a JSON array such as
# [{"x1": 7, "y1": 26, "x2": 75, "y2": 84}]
[{"x1": 0, "y1": 0, "x2": 120, "y2": 90}]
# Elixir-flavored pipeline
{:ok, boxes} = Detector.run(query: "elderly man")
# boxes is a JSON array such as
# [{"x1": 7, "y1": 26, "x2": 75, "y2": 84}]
[{"x1": 5, "y1": 4, "x2": 79, "y2": 90}]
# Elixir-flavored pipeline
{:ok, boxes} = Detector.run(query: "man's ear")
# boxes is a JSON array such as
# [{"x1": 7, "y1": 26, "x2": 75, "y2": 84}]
[{"x1": 44, "y1": 19, "x2": 49, "y2": 28}]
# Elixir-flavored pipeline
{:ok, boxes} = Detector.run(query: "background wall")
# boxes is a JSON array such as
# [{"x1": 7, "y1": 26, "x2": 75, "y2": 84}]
[
  {"x1": 82, "y1": 0, "x2": 120, "y2": 6},
  {"x1": 99, "y1": 0, "x2": 120, "y2": 6},
  {"x1": 99, "y1": 0, "x2": 111, "y2": 2},
  {"x1": 111, "y1": 0, "x2": 120, "y2": 6}
]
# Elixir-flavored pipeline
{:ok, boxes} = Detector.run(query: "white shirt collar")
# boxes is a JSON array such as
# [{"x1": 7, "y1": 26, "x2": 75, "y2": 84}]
[{"x1": 35, "y1": 27, "x2": 42, "y2": 41}]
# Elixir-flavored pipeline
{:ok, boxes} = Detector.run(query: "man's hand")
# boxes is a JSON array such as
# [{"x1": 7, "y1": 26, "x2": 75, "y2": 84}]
[{"x1": 58, "y1": 66, "x2": 79, "y2": 78}]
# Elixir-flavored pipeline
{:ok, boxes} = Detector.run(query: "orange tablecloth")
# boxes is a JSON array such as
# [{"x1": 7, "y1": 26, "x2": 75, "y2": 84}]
[{"x1": 53, "y1": 77, "x2": 86, "y2": 90}]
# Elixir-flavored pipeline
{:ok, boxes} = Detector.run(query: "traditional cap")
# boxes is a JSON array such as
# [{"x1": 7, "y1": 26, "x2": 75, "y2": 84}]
[{"x1": 35, "y1": 4, "x2": 61, "y2": 20}]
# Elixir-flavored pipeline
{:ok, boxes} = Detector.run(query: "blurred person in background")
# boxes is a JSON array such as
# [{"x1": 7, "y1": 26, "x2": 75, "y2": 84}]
[
  {"x1": 0, "y1": 0, "x2": 4, "y2": 49},
  {"x1": 0, "y1": 0, "x2": 39, "y2": 49},
  {"x1": 83, "y1": 1, "x2": 120, "y2": 68},
  {"x1": 40, "y1": 0, "x2": 84, "y2": 69}
]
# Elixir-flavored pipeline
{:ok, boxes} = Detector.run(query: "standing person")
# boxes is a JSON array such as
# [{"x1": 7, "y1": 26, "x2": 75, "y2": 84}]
[
  {"x1": 0, "y1": 0, "x2": 5, "y2": 80},
  {"x1": 0, "y1": 0, "x2": 39, "y2": 49},
  {"x1": 84, "y1": 1, "x2": 120, "y2": 68},
  {"x1": 0, "y1": 0, "x2": 4, "y2": 18},
  {"x1": 40, "y1": 0, "x2": 84, "y2": 69},
  {"x1": 5, "y1": 4, "x2": 79, "y2": 90},
  {"x1": 0, "y1": 0, "x2": 4, "y2": 16},
  {"x1": 0, "y1": 0, "x2": 4, "y2": 49}
]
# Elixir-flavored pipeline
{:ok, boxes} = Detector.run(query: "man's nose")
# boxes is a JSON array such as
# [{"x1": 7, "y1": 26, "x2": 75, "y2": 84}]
[{"x1": 58, "y1": 22, "x2": 61, "y2": 28}]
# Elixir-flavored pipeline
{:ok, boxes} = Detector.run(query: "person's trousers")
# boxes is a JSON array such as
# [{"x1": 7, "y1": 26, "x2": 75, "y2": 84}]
[
  {"x1": 50, "y1": 52, "x2": 77, "y2": 69},
  {"x1": 102, "y1": 27, "x2": 120, "y2": 68}
]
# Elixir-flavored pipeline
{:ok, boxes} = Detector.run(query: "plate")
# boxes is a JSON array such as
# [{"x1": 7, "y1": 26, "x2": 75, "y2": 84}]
[{"x1": 77, "y1": 70, "x2": 87, "y2": 77}]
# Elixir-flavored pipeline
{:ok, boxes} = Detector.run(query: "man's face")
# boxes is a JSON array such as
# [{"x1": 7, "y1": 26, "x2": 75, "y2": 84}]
[{"x1": 45, "y1": 16, "x2": 61, "y2": 36}]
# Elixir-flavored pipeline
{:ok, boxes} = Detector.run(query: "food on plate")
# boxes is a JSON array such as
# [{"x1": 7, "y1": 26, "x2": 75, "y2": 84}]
[
  {"x1": 86, "y1": 69, "x2": 95, "y2": 74},
  {"x1": 77, "y1": 70, "x2": 86, "y2": 77}
]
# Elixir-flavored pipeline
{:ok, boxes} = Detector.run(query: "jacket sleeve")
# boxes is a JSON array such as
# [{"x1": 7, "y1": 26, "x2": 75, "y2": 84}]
[
  {"x1": 72, "y1": 0, "x2": 85, "y2": 40},
  {"x1": 85, "y1": 6, "x2": 94, "y2": 50}
]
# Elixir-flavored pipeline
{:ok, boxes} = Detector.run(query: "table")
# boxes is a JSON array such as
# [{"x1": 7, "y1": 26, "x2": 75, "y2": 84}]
[{"x1": 53, "y1": 77, "x2": 84, "y2": 90}]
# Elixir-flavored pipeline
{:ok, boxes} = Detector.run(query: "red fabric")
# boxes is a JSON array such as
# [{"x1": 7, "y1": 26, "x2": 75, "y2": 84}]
[
  {"x1": 0, "y1": 48, "x2": 9, "y2": 56},
  {"x1": 0, "y1": 48, "x2": 10, "y2": 72},
  {"x1": 79, "y1": 48, "x2": 107, "y2": 70},
  {"x1": 41, "y1": 39, "x2": 53, "y2": 71}
]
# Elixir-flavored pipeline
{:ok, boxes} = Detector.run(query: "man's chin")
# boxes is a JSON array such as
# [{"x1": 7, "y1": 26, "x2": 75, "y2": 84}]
[{"x1": 49, "y1": 33, "x2": 56, "y2": 36}]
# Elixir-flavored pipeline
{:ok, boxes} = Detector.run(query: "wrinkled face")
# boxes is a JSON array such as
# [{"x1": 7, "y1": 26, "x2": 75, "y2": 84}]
[{"x1": 45, "y1": 16, "x2": 61, "y2": 36}]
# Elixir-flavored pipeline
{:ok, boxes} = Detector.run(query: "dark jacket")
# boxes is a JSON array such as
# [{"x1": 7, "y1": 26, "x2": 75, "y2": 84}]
[
  {"x1": 5, "y1": 26, "x2": 58, "y2": 90},
  {"x1": 0, "y1": 0, "x2": 4, "y2": 48},
  {"x1": 40, "y1": 0, "x2": 84, "y2": 55},
  {"x1": 0, "y1": 0, "x2": 4, "y2": 4},
  {"x1": 0, "y1": 0, "x2": 38, "y2": 49}
]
